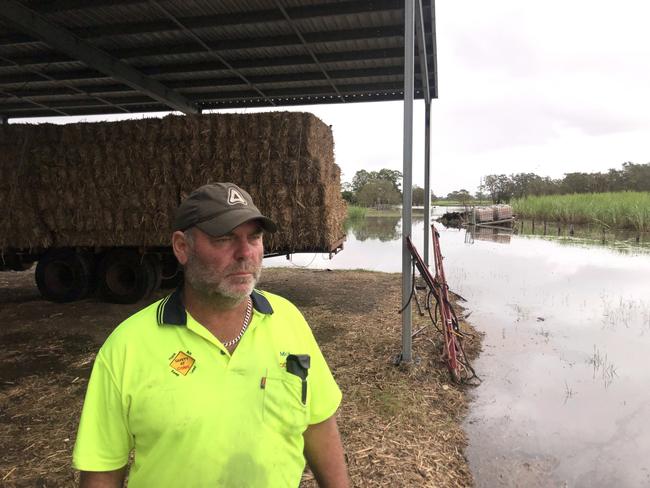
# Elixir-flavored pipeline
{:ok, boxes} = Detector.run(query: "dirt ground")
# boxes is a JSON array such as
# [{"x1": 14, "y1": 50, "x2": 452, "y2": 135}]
[{"x1": 0, "y1": 267, "x2": 481, "y2": 487}]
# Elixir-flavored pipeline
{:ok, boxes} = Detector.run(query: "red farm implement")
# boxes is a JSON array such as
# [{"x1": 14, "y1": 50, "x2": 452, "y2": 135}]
[{"x1": 405, "y1": 225, "x2": 478, "y2": 384}]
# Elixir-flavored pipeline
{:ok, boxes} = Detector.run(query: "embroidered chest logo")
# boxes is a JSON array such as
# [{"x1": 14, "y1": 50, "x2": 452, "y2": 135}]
[
  {"x1": 227, "y1": 187, "x2": 247, "y2": 205},
  {"x1": 279, "y1": 350, "x2": 288, "y2": 368},
  {"x1": 169, "y1": 351, "x2": 196, "y2": 376}
]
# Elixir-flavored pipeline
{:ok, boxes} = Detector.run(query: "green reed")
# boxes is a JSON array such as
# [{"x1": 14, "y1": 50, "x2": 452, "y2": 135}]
[
  {"x1": 346, "y1": 205, "x2": 368, "y2": 222},
  {"x1": 511, "y1": 192, "x2": 650, "y2": 232}
]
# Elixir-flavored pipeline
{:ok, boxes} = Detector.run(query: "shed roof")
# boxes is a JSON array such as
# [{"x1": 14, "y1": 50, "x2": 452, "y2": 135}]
[{"x1": 0, "y1": 0, "x2": 437, "y2": 120}]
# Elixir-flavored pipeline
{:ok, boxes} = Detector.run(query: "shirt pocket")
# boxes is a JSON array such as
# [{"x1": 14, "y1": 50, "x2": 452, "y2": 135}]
[{"x1": 262, "y1": 372, "x2": 308, "y2": 435}]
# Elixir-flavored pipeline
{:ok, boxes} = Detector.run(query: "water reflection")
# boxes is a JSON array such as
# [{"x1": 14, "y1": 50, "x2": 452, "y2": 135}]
[
  {"x1": 516, "y1": 220, "x2": 650, "y2": 254},
  {"x1": 465, "y1": 226, "x2": 513, "y2": 245},
  {"x1": 344, "y1": 215, "x2": 403, "y2": 242}
]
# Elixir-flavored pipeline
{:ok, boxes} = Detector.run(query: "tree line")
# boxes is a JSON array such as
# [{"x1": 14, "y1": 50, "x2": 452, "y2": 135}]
[
  {"x1": 342, "y1": 168, "x2": 446, "y2": 207},
  {"x1": 480, "y1": 162, "x2": 650, "y2": 203},
  {"x1": 343, "y1": 162, "x2": 650, "y2": 207}
]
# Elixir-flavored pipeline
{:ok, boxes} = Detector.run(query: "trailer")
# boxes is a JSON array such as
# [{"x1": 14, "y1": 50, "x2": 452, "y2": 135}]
[{"x1": 0, "y1": 112, "x2": 346, "y2": 303}]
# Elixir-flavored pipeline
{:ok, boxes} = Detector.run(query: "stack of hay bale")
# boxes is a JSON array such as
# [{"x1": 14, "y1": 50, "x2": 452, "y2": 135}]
[{"x1": 0, "y1": 112, "x2": 346, "y2": 254}]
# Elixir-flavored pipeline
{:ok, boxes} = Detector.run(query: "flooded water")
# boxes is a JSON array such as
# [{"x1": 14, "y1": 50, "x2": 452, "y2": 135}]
[{"x1": 266, "y1": 211, "x2": 650, "y2": 487}]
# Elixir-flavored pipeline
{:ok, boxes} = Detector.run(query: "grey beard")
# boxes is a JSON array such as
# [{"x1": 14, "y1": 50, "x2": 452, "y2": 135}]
[{"x1": 184, "y1": 255, "x2": 261, "y2": 303}]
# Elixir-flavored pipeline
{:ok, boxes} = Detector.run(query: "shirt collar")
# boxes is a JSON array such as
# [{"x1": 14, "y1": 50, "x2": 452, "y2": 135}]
[{"x1": 157, "y1": 287, "x2": 273, "y2": 326}]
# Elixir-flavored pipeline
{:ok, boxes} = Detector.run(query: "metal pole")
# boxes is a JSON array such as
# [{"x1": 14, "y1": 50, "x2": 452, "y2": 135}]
[
  {"x1": 401, "y1": 0, "x2": 415, "y2": 364},
  {"x1": 423, "y1": 101, "x2": 431, "y2": 266}
]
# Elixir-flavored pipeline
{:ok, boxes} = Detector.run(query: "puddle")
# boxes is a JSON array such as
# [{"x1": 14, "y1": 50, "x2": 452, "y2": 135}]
[{"x1": 267, "y1": 215, "x2": 650, "y2": 486}]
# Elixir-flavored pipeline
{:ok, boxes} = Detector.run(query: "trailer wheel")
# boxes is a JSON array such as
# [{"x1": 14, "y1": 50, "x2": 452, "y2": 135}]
[
  {"x1": 98, "y1": 250, "x2": 159, "y2": 304},
  {"x1": 35, "y1": 250, "x2": 94, "y2": 302}
]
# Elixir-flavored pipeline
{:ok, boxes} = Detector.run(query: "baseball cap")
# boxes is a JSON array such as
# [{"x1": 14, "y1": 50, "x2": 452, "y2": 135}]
[{"x1": 173, "y1": 183, "x2": 277, "y2": 236}]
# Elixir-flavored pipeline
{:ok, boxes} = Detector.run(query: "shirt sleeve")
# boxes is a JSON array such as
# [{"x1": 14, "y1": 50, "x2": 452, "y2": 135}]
[{"x1": 72, "y1": 352, "x2": 134, "y2": 471}]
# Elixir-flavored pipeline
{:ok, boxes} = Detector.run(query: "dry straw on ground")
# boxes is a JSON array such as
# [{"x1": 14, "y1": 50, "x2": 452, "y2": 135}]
[
  {"x1": 0, "y1": 268, "x2": 481, "y2": 487},
  {"x1": 0, "y1": 112, "x2": 346, "y2": 254}
]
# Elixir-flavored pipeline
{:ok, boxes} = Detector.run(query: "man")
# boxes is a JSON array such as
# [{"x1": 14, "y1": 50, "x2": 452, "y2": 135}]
[{"x1": 73, "y1": 183, "x2": 349, "y2": 487}]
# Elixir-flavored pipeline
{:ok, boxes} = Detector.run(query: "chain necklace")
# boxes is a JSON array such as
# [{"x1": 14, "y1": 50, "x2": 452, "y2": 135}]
[{"x1": 222, "y1": 297, "x2": 253, "y2": 348}]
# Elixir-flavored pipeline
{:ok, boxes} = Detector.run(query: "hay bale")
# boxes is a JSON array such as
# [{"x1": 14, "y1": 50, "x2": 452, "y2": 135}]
[{"x1": 0, "y1": 113, "x2": 346, "y2": 254}]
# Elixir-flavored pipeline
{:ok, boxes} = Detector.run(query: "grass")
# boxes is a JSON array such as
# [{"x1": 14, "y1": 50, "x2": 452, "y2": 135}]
[
  {"x1": 346, "y1": 205, "x2": 367, "y2": 221},
  {"x1": 347, "y1": 206, "x2": 423, "y2": 217},
  {"x1": 365, "y1": 207, "x2": 421, "y2": 217},
  {"x1": 432, "y1": 200, "x2": 492, "y2": 206},
  {"x1": 512, "y1": 191, "x2": 650, "y2": 232}
]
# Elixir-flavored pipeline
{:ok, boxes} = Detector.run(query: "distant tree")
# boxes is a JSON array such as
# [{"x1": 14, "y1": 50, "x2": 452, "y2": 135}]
[
  {"x1": 621, "y1": 162, "x2": 650, "y2": 191},
  {"x1": 561, "y1": 172, "x2": 595, "y2": 194},
  {"x1": 357, "y1": 180, "x2": 401, "y2": 208},
  {"x1": 412, "y1": 186, "x2": 425, "y2": 206},
  {"x1": 376, "y1": 168, "x2": 403, "y2": 192},
  {"x1": 412, "y1": 186, "x2": 437, "y2": 206},
  {"x1": 607, "y1": 168, "x2": 626, "y2": 192},
  {"x1": 351, "y1": 170, "x2": 372, "y2": 193},
  {"x1": 341, "y1": 182, "x2": 356, "y2": 204},
  {"x1": 479, "y1": 162, "x2": 650, "y2": 200},
  {"x1": 481, "y1": 174, "x2": 514, "y2": 203},
  {"x1": 446, "y1": 189, "x2": 473, "y2": 205},
  {"x1": 351, "y1": 168, "x2": 403, "y2": 195}
]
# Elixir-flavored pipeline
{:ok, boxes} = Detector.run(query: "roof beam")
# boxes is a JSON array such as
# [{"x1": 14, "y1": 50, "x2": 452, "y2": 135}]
[
  {"x1": 0, "y1": 52, "x2": 132, "y2": 114},
  {"x1": 63, "y1": 0, "x2": 402, "y2": 38},
  {"x1": 0, "y1": 88, "x2": 70, "y2": 116},
  {"x1": 192, "y1": 81, "x2": 418, "y2": 102},
  {"x1": 274, "y1": 0, "x2": 344, "y2": 102},
  {"x1": 0, "y1": 0, "x2": 198, "y2": 114},
  {"x1": 8, "y1": 89, "x2": 409, "y2": 118},
  {"x1": 7, "y1": 65, "x2": 417, "y2": 98},
  {"x1": 31, "y1": 0, "x2": 147, "y2": 13},
  {"x1": 0, "y1": 0, "x2": 407, "y2": 46},
  {"x1": 1, "y1": 26, "x2": 417, "y2": 70},
  {"x1": 2, "y1": 81, "x2": 418, "y2": 111},
  {"x1": 148, "y1": 0, "x2": 274, "y2": 106},
  {"x1": 0, "y1": 47, "x2": 426, "y2": 86}
]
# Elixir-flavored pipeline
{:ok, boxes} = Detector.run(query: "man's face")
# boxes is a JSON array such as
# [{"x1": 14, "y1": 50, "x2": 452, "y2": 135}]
[{"x1": 183, "y1": 221, "x2": 264, "y2": 301}]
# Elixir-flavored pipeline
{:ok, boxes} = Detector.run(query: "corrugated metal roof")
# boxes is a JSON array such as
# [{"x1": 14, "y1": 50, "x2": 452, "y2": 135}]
[{"x1": 0, "y1": 0, "x2": 437, "y2": 120}]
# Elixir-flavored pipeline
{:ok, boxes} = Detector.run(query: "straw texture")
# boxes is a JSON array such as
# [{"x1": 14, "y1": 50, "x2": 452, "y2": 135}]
[{"x1": 0, "y1": 112, "x2": 346, "y2": 254}]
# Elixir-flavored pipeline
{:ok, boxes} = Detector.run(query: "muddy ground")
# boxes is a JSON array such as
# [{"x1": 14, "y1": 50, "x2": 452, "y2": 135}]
[{"x1": 0, "y1": 268, "x2": 480, "y2": 487}]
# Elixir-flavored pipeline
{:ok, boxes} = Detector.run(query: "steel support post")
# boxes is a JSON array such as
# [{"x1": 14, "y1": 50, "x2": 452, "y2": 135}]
[
  {"x1": 423, "y1": 101, "x2": 431, "y2": 266},
  {"x1": 401, "y1": 0, "x2": 415, "y2": 364}
]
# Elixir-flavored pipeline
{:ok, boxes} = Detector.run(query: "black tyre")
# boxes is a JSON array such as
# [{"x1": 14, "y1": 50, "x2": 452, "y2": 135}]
[
  {"x1": 98, "y1": 250, "x2": 158, "y2": 304},
  {"x1": 35, "y1": 250, "x2": 95, "y2": 303}
]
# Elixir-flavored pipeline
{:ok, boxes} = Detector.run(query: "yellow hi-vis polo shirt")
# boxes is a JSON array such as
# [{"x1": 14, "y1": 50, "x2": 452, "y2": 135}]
[{"x1": 72, "y1": 288, "x2": 342, "y2": 487}]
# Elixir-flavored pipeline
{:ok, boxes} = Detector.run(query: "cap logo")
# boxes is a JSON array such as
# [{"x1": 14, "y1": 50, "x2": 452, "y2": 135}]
[{"x1": 227, "y1": 187, "x2": 248, "y2": 206}]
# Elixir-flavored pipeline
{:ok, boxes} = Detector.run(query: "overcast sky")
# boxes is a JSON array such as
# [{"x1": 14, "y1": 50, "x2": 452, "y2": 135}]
[
  {"x1": 14, "y1": 0, "x2": 650, "y2": 196},
  {"x1": 304, "y1": 0, "x2": 650, "y2": 195}
]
